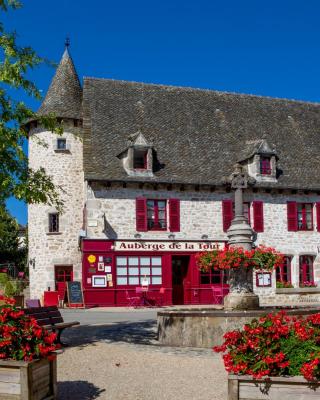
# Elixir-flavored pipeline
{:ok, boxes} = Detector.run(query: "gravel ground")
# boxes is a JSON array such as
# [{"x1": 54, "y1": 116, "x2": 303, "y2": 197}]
[{"x1": 56, "y1": 318, "x2": 227, "y2": 400}]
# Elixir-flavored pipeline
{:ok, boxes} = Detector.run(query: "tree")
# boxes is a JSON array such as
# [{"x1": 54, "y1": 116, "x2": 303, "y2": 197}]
[
  {"x1": 0, "y1": 205, "x2": 27, "y2": 273},
  {"x1": 0, "y1": 0, "x2": 63, "y2": 209}
]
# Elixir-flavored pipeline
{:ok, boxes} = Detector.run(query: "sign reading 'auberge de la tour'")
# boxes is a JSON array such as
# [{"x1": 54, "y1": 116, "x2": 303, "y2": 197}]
[{"x1": 114, "y1": 241, "x2": 225, "y2": 252}]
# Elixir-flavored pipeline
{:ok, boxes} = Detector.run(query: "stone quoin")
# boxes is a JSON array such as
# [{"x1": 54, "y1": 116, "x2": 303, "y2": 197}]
[{"x1": 27, "y1": 45, "x2": 320, "y2": 307}]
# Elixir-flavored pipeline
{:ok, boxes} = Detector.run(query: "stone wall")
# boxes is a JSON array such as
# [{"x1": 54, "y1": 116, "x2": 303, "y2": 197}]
[
  {"x1": 28, "y1": 122, "x2": 84, "y2": 299},
  {"x1": 87, "y1": 183, "x2": 320, "y2": 292}
]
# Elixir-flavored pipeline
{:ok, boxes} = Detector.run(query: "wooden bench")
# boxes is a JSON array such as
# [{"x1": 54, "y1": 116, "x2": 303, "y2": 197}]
[{"x1": 24, "y1": 306, "x2": 80, "y2": 345}]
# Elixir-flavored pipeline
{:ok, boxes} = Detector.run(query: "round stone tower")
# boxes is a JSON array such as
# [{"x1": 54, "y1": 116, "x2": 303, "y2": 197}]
[{"x1": 28, "y1": 47, "x2": 84, "y2": 299}]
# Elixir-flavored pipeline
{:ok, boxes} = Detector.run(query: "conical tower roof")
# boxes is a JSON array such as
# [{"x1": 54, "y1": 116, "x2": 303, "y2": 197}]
[{"x1": 38, "y1": 48, "x2": 82, "y2": 119}]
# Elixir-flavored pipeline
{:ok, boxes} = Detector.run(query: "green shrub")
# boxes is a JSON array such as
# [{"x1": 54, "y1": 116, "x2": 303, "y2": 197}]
[{"x1": 0, "y1": 273, "x2": 8, "y2": 292}]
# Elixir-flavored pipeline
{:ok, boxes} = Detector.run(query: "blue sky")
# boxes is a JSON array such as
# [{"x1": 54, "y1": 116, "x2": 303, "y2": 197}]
[{"x1": 5, "y1": 0, "x2": 320, "y2": 224}]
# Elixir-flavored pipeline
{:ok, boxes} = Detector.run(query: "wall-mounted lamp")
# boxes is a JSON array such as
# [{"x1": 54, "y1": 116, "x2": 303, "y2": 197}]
[
  {"x1": 201, "y1": 234, "x2": 209, "y2": 240},
  {"x1": 168, "y1": 234, "x2": 175, "y2": 240},
  {"x1": 134, "y1": 233, "x2": 142, "y2": 239},
  {"x1": 29, "y1": 258, "x2": 36, "y2": 269}
]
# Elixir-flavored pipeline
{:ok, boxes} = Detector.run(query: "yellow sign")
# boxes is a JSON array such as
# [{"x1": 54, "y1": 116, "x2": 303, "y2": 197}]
[{"x1": 87, "y1": 254, "x2": 96, "y2": 264}]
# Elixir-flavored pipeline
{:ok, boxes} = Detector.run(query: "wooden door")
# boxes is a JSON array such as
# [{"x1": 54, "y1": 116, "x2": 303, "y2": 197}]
[{"x1": 172, "y1": 256, "x2": 189, "y2": 305}]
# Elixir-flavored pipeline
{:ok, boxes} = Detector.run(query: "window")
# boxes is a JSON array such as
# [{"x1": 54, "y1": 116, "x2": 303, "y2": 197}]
[
  {"x1": 200, "y1": 270, "x2": 228, "y2": 285},
  {"x1": 92, "y1": 276, "x2": 107, "y2": 287},
  {"x1": 49, "y1": 213, "x2": 59, "y2": 233},
  {"x1": 136, "y1": 198, "x2": 180, "y2": 232},
  {"x1": 276, "y1": 256, "x2": 291, "y2": 283},
  {"x1": 147, "y1": 200, "x2": 167, "y2": 230},
  {"x1": 297, "y1": 203, "x2": 313, "y2": 230},
  {"x1": 116, "y1": 256, "x2": 162, "y2": 286},
  {"x1": 288, "y1": 202, "x2": 315, "y2": 231},
  {"x1": 260, "y1": 157, "x2": 271, "y2": 175},
  {"x1": 57, "y1": 138, "x2": 67, "y2": 150},
  {"x1": 55, "y1": 266, "x2": 72, "y2": 282},
  {"x1": 299, "y1": 255, "x2": 314, "y2": 285},
  {"x1": 133, "y1": 149, "x2": 147, "y2": 169}
]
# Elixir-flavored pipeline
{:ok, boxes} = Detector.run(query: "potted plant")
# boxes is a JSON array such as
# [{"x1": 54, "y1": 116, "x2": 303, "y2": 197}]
[
  {"x1": 276, "y1": 280, "x2": 294, "y2": 289},
  {"x1": 300, "y1": 281, "x2": 318, "y2": 288},
  {"x1": 214, "y1": 310, "x2": 320, "y2": 399},
  {"x1": 0, "y1": 296, "x2": 60, "y2": 400}
]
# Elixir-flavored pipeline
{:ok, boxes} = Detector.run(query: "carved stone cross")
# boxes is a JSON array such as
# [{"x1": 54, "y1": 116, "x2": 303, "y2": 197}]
[
  {"x1": 223, "y1": 163, "x2": 260, "y2": 309},
  {"x1": 229, "y1": 163, "x2": 255, "y2": 221}
]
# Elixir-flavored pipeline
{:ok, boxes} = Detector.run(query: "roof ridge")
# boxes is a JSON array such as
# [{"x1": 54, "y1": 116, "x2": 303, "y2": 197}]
[{"x1": 83, "y1": 76, "x2": 320, "y2": 107}]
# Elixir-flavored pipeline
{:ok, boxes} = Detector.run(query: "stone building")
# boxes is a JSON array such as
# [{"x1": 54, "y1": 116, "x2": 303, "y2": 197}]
[{"x1": 28, "y1": 48, "x2": 320, "y2": 306}]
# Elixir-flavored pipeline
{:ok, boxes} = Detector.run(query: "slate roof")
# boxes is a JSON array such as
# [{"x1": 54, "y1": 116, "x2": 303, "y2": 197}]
[
  {"x1": 82, "y1": 77, "x2": 320, "y2": 190},
  {"x1": 38, "y1": 49, "x2": 82, "y2": 120}
]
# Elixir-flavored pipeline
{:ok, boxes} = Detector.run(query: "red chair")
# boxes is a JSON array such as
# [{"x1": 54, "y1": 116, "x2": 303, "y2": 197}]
[
  {"x1": 125, "y1": 290, "x2": 140, "y2": 307},
  {"x1": 158, "y1": 287, "x2": 166, "y2": 306},
  {"x1": 211, "y1": 286, "x2": 224, "y2": 304},
  {"x1": 136, "y1": 286, "x2": 152, "y2": 307}
]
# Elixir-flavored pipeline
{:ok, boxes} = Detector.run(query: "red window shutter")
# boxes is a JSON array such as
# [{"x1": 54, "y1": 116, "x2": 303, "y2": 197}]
[
  {"x1": 222, "y1": 200, "x2": 233, "y2": 232},
  {"x1": 287, "y1": 202, "x2": 298, "y2": 231},
  {"x1": 316, "y1": 203, "x2": 320, "y2": 232},
  {"x1": 136, "y1": 197, "x2": 147, "y2": 232},
  {"x1": 169, "y1": 199, "x2": 180, "y2": 232},
  {"x1": 253, "y1": 201, "x2": 264, "y2": 232}
]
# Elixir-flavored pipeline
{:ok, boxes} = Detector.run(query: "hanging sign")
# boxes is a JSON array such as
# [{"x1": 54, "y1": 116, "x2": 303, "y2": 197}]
[{"x1": 256, "y1": 272, "x2": 272, "y2": 287}]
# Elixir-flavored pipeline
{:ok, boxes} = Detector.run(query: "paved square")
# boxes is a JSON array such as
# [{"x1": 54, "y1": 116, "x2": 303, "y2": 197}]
[{"x1": 57, "y1": 309, "x2": 227, "y2": 399}]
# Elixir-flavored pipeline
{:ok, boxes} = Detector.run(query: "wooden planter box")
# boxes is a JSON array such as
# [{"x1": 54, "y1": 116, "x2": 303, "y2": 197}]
[
  {"x1": 0, "y1": 357, "x2": 57, "y2": 400},
  {"x1": 228, "y1": 374, "x2": 320, "y2": 399}
]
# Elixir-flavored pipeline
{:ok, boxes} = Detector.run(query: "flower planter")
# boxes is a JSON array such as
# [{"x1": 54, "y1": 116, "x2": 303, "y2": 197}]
[
  {"x1": 228, "y1": 374, "x2": 320, "y2": 400},
  {"x1": 0, "y1": 356, "x2": 57, "y2": 400}
]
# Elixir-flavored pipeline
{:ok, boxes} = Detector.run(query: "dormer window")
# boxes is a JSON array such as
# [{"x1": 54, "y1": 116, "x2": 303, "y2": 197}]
[
  {"x1": 260, "y1": 157, "x2": 271, "y2": 175},
  {"x1": 118, "y1": 131, "x2": 154, "y2": 177},
  {"x1": 241, "y1": 139, "x2": 278, "y2": 183},
  {"x1": 133, "y1": 149, "x2": 147, "y2": 169}
]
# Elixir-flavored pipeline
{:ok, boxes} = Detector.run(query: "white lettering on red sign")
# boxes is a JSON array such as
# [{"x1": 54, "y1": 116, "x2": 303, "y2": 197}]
[{"x1": 114, "y1": 241, "x2": 224, "y2": 252}]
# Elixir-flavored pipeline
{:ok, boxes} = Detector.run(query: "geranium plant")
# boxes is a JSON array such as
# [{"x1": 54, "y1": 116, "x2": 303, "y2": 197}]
[
  {"x1": 0, "y1": 296, "x2": 59, "y2": 361},
  {"x1": 196, "y1": 245, "x2": 283, "y2": 272},
  {"x1": 300, "y1": 281, "x2": 318, "y2": 288},
  {"x1": 276, "y1": 281, "x2": 294, "y2": 289},
  {"x1": 214, "y1": 311, "x2": 320, "y2": 381}
]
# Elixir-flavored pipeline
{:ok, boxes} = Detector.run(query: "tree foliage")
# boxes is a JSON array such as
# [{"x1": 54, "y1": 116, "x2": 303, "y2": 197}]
[
  {"x1": 0, "y1": 0, "x2": 63, "y2": 209},
  {"x1": 0, "y1": 205, "x2": 27, "y2": 273}
]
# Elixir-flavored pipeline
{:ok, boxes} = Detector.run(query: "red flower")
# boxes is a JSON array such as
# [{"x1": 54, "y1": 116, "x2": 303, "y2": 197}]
[
  {"x1": 215, "y1": 311, "x2": 320, "y2": 382},
  {"x1": 0, "y1": 296, "x2": 59, "y2": 361}
]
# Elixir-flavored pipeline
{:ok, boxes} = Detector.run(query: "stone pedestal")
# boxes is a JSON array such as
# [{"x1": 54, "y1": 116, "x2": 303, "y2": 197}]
[
  {"x1": 224, "y1": 165, "x2": 260, "y2": 310},
  {"x1": 224, "y1": 292, "x2": 259, "y2": 310}
]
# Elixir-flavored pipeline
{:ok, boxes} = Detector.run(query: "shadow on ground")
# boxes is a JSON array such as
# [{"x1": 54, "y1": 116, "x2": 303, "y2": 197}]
[
  {"x1": 62, "y1": 319, "x2": 157, "y2": 348},
  {"x1": 58, "y1": 380, "x2": 106, "y2": 399}
]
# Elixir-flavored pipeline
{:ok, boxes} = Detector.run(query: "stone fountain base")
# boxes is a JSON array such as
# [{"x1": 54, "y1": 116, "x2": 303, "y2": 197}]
[
  {"x1": 157, "y1": 307, "x2": 319, "y2": 348},
  {"x1": 223, "y1": 292, "x2": 259, "y2": 310}
]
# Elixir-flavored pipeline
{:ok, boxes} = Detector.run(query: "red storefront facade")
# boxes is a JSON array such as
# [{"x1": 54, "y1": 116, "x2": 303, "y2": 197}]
[{"x1": 81, "y1": 239, "x2": 228, "y2": 307}]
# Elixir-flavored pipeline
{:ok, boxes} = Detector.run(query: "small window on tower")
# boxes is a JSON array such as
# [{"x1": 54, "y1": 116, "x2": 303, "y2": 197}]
[
  {"x1": 133, "y1": 149, "x2": 147, "y2": 169},
  {"x1": 57, "y1": 138, "x2": 67, "y2": 150},
  {"x1": 260, "y1": 157, "x2": 271, "y2": 175},
  {"x1": 48, "y1": 213, "x2": 59, "y2": 233}
]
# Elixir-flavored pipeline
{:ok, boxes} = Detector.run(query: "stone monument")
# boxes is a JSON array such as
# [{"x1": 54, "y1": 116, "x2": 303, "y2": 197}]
[{"x1": 223, "y1": 163, "x2": 260, "y2": 310}]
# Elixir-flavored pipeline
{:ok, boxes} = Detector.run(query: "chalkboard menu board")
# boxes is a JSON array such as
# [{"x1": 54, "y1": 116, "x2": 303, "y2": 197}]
[{"x1": 66, "y1": 281, "x2": 84, "y2": 307}]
